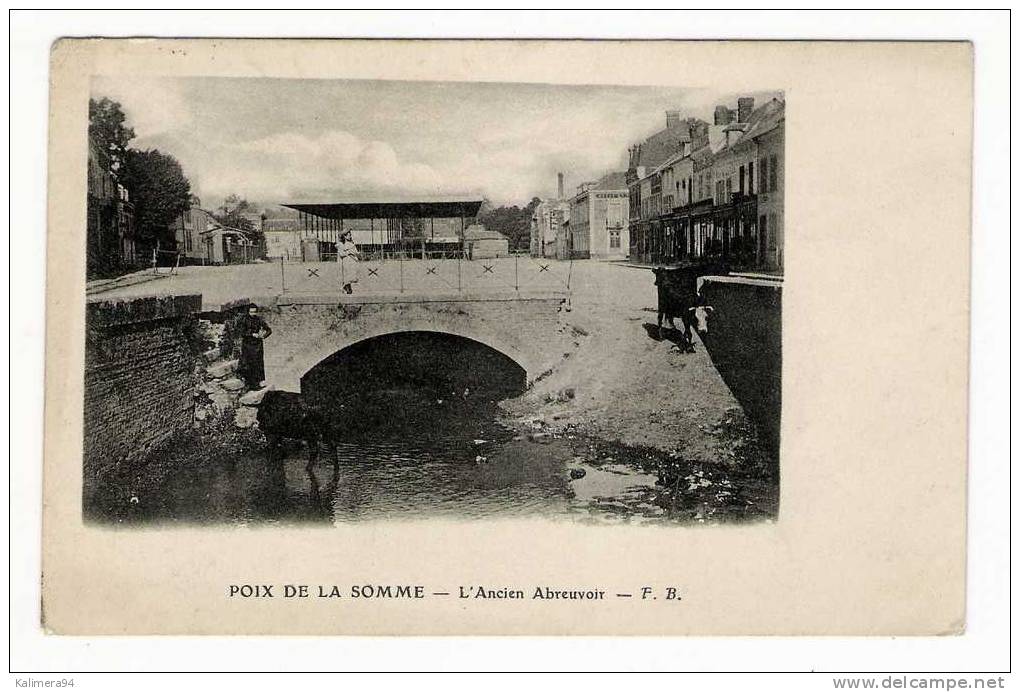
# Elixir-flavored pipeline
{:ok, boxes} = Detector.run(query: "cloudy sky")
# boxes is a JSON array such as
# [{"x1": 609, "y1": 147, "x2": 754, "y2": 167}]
[{"x1": 92, "y1": 76, "x2": 780, "y2": 208}]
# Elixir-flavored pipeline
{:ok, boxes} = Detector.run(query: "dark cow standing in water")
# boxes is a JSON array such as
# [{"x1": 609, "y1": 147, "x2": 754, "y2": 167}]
[
  {"x1": 652, "y1": 262, "x2": 727, "y2": 350},
  {"x1": 257, "y1": 390, "x2": 337, "y2": 467}
]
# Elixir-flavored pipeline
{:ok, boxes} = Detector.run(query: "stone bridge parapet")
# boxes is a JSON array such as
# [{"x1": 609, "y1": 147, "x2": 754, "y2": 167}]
[{"x1": 261, "y1": 291, "x2": 571, "y2": 392}]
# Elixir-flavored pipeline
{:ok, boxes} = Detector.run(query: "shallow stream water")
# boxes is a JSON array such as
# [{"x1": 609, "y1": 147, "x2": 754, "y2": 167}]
[{"x1": 86, "y1": 387, "x2": 777, "y2": 527}]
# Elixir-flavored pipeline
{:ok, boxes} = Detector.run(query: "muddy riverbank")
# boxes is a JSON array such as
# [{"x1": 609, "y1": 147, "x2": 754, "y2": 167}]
[{"x1": 499, "y1": 284, "x2": 774, "y2": 468}]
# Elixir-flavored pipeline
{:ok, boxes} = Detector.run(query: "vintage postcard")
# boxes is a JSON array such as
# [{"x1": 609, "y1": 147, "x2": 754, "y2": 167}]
[{"x1": 42, "y1": 39, "x2": 970, "y2": 635}]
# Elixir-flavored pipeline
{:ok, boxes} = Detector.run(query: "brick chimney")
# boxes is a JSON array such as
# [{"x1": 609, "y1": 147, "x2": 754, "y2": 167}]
[
  {"x1": 628, "y1": 143, "x2": 643, "y2": 171},
  {"x1": 738, "y1": 97, "x2": 755, "y2": 123},
  {"x1": 666, "y1": 110, "x2": 682, "y2": 129},
  {"x1": 714, "y1": 105, "x2": 734, "y2": 126},
  {"x1": 690, "y1": 122, "x2": 709, "y2": 151},
  {"x1": 557, "y1": 172, "x2": 564, "y2": 199}
]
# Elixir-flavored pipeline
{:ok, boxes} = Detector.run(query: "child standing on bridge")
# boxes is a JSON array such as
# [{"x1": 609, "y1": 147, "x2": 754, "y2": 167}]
[{"x1": 337, "y1": 230, "x2": 361, "y2": 295}]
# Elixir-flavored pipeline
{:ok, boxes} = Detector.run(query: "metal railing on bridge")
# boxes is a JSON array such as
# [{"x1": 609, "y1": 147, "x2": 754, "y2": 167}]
[{"x1": 278, "y1": 254, "x2": 573, "y2": 298}]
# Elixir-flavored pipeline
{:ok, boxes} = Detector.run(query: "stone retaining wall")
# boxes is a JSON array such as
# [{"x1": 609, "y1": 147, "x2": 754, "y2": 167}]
[
  {"x1": 83, "y1": 295, "x2": 204, "y2": 499},
  {"x1": 699, "y1": 277, "x2": 782, "y2": 453}
]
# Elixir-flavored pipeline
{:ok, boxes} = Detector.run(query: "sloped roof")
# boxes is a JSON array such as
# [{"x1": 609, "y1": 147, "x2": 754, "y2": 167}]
[
  {"x1": 463, "y1": 225, "x2": 508, "y2": 241},
  {"x1": 688, "y1": 124, "x2": 729, "y2": 162},
  {"x1": 202, "y1": 222, "x2": 250, "y2": 237},
  {"x1": 594, "y1": 171, "x2": 628, "y2": 190},
  {"x1": 263, "y1": 217, "x2": 302, "y2": 232},
  {"x1": 653, "y1": 149, "x2": 696, "y2": 175},
  {"x1": 716, "y1": 99, "x2": 785, "y2": 155},
  {"x1": 742, "y1": 98, "x2": 785, "y2": 141},
  {"x1": 633, "y1": 123, "x2": 697, "y2": 170}
]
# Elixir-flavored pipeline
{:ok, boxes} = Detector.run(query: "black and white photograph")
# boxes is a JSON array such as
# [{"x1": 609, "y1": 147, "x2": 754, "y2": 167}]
[
  {"x1": 23, "y1": 22, "x2": 995, "y2": 664},
  {"x1": 82, "y1": 76, "x2": 784, "y2": 527}
]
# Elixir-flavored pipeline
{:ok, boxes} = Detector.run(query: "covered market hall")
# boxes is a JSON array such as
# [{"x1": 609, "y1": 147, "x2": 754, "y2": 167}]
[{"x1": 283, "y1": 198, "x2": 484, "y2": 261}]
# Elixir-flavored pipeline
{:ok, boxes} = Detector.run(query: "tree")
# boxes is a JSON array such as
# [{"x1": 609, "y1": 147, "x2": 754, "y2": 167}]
[
  {"x1": 213, "y1": 194, "x2": 262, "y2": 240},
  {"x1": 477, "y1": 196, "x2": 542, "y2": 251},
  {"x1": 122, "y1": 148, "x2": 192, "y2": 252},
  {"x1": 88, "y1": 97, "x2": 135, "y2": 172},
  {"x1": 212, "y1": 194, "x2": 265, "y2": 258}
]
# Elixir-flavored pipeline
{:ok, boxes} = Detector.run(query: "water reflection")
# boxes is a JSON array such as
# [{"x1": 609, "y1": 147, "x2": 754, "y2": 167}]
[
  {"x1": 306, "y1": 462, "x2": 340, "y2": 525},
  {"x1": 85, "y1": 387, "x2": 777, "y2": 526}
]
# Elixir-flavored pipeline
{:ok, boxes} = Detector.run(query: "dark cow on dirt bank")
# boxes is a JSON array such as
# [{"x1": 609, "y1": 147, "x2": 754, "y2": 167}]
[
  {"x1": 652, "y1": 262, "x2": 728, "y2": 350},
  {"x1": 257, "y1": 390, "x2": 337, "y2": 466}
]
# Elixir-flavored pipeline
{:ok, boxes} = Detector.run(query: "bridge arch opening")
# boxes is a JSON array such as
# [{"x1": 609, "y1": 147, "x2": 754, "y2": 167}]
[{"x1": 300, "y1": 330, "x2": 528, "y2": 409}]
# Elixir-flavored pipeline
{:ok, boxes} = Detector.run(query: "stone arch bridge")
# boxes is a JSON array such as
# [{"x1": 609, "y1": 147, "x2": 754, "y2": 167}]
[{"x1": 259, "y1": 291, "x2": 571, "y2": 393}]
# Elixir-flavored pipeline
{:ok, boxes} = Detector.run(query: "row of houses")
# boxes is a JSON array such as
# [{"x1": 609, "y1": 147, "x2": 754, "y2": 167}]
[
  {"x1": 629, "y1": 97, "x2": 785, "y2": 271},
  {"x1": 171, "y1": 196, "x2": 263, "y2": 265},
  {"x1": 87, "y1": 136, "x2": 266, "y2": 275},
  {"x1": 529, "y1": 96, "x2": 785, "y2": 273},
  {"x1": 86, "y1": 136, "x2": 137, "y2": 278}
]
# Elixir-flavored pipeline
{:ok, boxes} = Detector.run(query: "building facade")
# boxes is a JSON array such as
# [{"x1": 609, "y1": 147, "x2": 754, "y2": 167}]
[
  {"x1": 569, "y1": 172, "x2": 629, "y2": 260},
  {"x1": 707, "y1": 120, "x2": 759, "y2": 267},
  {"x1": 627, "y1": 112, "x2": 709, "y2": 263},
  {"x1": 556, "y1": 219, "x2": 571, "y2": 260},
  {"x1": 530, "y1": 199, "x2": 571, "y2": 259},
  {"x1": 660, "y1": 149, "x2": 694, "y2": 212},
  {"x1": 172, "y1": 195, "x2": 214, "y2": 262},
  {"x1": 115, "y1": 183, "x2": 136, "y2": 265},
  {"x1": 464, "y1": 225, "x2": 510, "y2": 260},
  {"x1": 754, "y1": 118, "x2": 785, "y2": 271},
  {"x1": 86, "y1": 136, "x2": 137, "y2": 278},
  {"x1": 627, "y1": 97, "x2": 785, "y2": 272},
  {"x1": 263, "y1": 218, "x2": 304, "y2": 260},
  {"x1": 201, "y1": 224, "x2": 257, "y2": 265}
]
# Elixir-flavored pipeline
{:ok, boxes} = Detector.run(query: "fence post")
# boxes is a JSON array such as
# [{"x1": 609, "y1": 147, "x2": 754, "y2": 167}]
[
  {"x1": 280, "y1": 255, "x2": 286, "y2": 294},
  {"x1": 514, "y1": 254, "x2": 519, "y2": 292},
  {"x1": 399, "y1": 253, "x2": 404, "y2": 294},
  {"x1": 457, "y1": 255, "x2": 462, "y2": 292}
]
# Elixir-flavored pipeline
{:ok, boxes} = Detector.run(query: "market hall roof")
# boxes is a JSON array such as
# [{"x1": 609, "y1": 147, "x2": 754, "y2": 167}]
[{"x1": 282, "y1": 197, "x2": 484, "y2": 220}]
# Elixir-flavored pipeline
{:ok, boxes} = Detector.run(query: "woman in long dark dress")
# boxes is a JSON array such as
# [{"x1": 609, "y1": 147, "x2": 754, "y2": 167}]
[{"x1": 238, "y1": 304, "x2": 272, "y2": 389}]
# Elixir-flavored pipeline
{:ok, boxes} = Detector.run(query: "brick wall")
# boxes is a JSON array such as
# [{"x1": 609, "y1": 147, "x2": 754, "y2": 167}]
[{"x1": 83, "y1": 295, "x2": 203, "y2": 498}]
